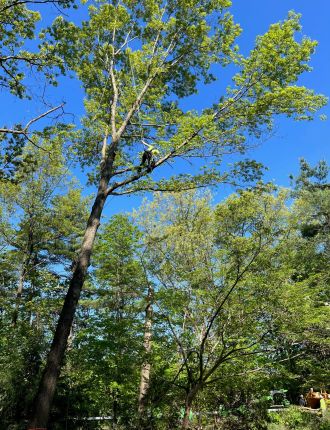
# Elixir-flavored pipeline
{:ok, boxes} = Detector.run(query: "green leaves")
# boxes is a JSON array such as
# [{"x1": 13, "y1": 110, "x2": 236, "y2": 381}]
[
  {"x1": 0, "y1": 1, "x2": 328, "y2": 426},
  {"x1": 0, "y1": 0, "x2": 74, "y2": 98},
  {"x1": 235, "y1": 12, "x2": 316, "y2": 89},
  {"x1": 42, "y1": 0, "x2": 242, "y2": 166},
  {"x1": 129, "y1": 186, "x2": 329, "y2": 426},
  {"x1": 227, "y1": 12, "x2": 327, "y2": 138},
  {"x1": 0, "y1": 3, "x2": 40, "y2": 97},
  {"x1": 37, "y1": 2, "x2": 326, "y2": 202}
]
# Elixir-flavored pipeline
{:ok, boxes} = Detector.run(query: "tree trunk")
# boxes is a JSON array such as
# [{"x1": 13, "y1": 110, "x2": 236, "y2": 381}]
[
  {"x1": 181, "y1": 386, "x2": 199, "y2": 430},
  {"x1": 138, "y1": 285, "x2": 153, "y2": 425},
  {"x1": 13, "y1": 221, "x2": 34, "y2": 326},
  {"x1": 112, "y1": 389, "x2": 118, "y2": 427},
  {"x1": 12, "y1": 264, "x2": 25, "y2": 326},
  {"x1": 28, "y1": 153, "x2": 115, "y2": 429}
]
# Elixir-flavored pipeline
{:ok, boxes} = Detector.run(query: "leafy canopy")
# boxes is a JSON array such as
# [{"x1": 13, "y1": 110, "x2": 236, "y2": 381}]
[{"x1": 42, "y1": 2, "x2": 326, "y2": 194}]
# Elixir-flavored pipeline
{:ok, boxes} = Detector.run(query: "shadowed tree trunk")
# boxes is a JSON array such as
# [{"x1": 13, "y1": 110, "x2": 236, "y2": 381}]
[
  {"x1": 27, "y1": 147, "x2": 116, "y2": 429},
  {"x1": 12, "y1": 219, "x2": 34, "y2": 326},
  {"x1": 12, "y1": 264, "x2": 26, "y2": 326},
  {"x1": 138, "y1": 284, "x2": 153, "y2": 427},
  {"x1": 181, "y1": 385, "x2": 199, "y2": 430}
]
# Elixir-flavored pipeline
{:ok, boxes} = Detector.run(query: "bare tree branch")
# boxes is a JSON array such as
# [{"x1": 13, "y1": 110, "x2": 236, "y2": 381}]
[
  {"x1": 114, "y1": 31, "x2": 137, "y2": 56},
  {"x1": 0, "y1": 104, "x2": 65, "y2": 154},
  {"x1": 0, "y1": 0, "x2": 71, "y2": 14},
  {"x1": 0, "y1": 54, "x2": 46, "y2": 66},
  {"x1": 0, "y1": 103, "x2": 65, "y2": 135}
]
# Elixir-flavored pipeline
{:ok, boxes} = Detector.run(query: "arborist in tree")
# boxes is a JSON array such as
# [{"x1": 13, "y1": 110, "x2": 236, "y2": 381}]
[{"x1": 139, "y1": 141, "x2": 160, "y2": 172}]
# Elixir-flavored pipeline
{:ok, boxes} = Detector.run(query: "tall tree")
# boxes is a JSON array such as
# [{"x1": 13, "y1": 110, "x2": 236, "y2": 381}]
[
  {"x1": 135, "y1": 190, "x2": 289, "y2": 428},
  {"x1": 134, "y1": 188, "x2": 329, "y2": 429},
  {"x1": 0, "y1": 141, "x2": 88, "y2": 427},
  {"x1": 54, "y1": 214, "x2": 146, "y2": 427},
  {"x1": 93, "y1": 214, "x2": 146, "y2": 426},
  {"x1": 279, "y1": 160, "x2": 330, "y2": 394},
  {"x1": 29, "y1": 2, "x2": 326, "y2": 426}
]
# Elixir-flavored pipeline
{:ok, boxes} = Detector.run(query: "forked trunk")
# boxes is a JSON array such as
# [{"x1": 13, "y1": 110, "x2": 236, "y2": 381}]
[{"x1": 28, "y1": 154, "x2": 115, "y2": 429}]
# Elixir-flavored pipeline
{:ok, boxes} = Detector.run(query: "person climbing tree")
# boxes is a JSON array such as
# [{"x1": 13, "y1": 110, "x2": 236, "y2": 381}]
[{"x1": 140, "y1": 142, "x2": 160, "y2": 172}]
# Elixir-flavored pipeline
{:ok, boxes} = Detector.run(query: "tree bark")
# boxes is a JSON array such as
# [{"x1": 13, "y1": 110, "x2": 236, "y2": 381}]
[
  {"x1": 13, "y1": 220, "x2": 34, "y2": 326},
  {"x1": 138, "y1": 285, "x2": 153, "y2": 425},
  {"x1": 12, "y1": 264, "x2": 25, "y2": 326},
  {"x1": 181, "y1": 386, "x2": 199, "y2": 430},
  {"x1": 28, "y1": 151, "x2": 115, "y2": 429}
]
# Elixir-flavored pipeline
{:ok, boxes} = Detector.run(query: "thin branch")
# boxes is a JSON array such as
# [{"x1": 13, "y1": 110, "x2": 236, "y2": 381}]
[
  {"x1": 114, "y1": 32, "x2": 137, "y2": 55},
  {"x1": 22, "y1": 132, "x2": 50, "y2": 153},
  {"x1": 109, "y1": 182, "x2": 220, "y2": 196},
  {"x1": 165, "y1": 315, "x2": 193, "y2": 380},
  {"x1": 116, "y1": 75, "x2": 155, "y2": 140},
  {"x1": 202, "y1": 334, "x2": 271, "y2": 384},
  {"x1": 235, "y1": 353, "x2": 305, "y2": 377},
  {"x1": 106, "y1": 78, "x2": 257, "y2": 196},
  {"x1": 111, "y1": 167, "x2": 134, "y2": 177},
  {"x1": 128, "y1": 122, "x2": 176, "y2": 128},
  {"x1": 166, "y1": 315, "x2": 188, "y2": 363},
  {"x1": 0, "y1": 61, "x2": 22, "y2": 90},
  {"x1": 25, "y1": 104, "x2": 64, "y2": 129},
  {"x1": 0, "y1": 0, "x2": 69, "y2": 13},
  {"x1": 204, "y1": 350, "x2": 273, "y2": 386},
  {"x1": 0, "y1": 55, "x2": 45, "y2": 66},
  {"x1": 199, "y1": 235, "x2": 262, "y2": 357},
  {"x1": 0, "y1": 103, "x2": 64, "y2": 135}
]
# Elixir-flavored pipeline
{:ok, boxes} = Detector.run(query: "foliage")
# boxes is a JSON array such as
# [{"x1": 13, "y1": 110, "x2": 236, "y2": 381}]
[
  {"x1": 0, "y1": 0, "x2": 75, "y2": 181},
  {"x1": 269, "y1": 406, "x2": 330, "y2": 430},
  {"x1": 0, "y1": 144, "x2": 89, "y2": 427},
  {"x1": 39, "y1": 2, "x2": 326, "y2": 195},
  {"x1": 130, "y1": 188, "x2": 328, "y2": 428},
  {"x1": 27, "y1": 3, "x2": 328, "y2": 423},
  {"x1": 0, "y1": 0, "x2": 328, "y2": 428},
  {"x1": 1, "y1": 175, "x2": 330, "y2": 428}
]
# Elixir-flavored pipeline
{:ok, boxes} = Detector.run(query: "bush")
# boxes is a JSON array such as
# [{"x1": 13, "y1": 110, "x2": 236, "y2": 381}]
[{"x1": 268, "y1": 406, "x2": 330, "y2": 430}]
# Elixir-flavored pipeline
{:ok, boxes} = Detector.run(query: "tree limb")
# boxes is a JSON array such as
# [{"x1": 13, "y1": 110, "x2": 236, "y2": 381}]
[{"x1": 0, "y1": 103, "x2": 65, "y2": 135}]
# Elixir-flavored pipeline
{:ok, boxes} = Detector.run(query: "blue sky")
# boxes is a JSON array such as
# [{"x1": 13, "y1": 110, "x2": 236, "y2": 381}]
[
  {"x1": 1, "y1": 0, "x2": 329, "y2": 218},
  {"x1": 177, "y1": 0, "x2": 330, "y2": 185},
  {"x1": 108, "y1": 0, "x2": 330, "y2": 215},
  {"x1": 229, "y1": 0, "x2": 329, "y2": 186}
]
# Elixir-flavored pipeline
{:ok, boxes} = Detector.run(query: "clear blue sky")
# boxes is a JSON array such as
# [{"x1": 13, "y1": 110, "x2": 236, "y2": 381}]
[{"x1": 2, "y1": 0, "x2": 329, "y2": 218}]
